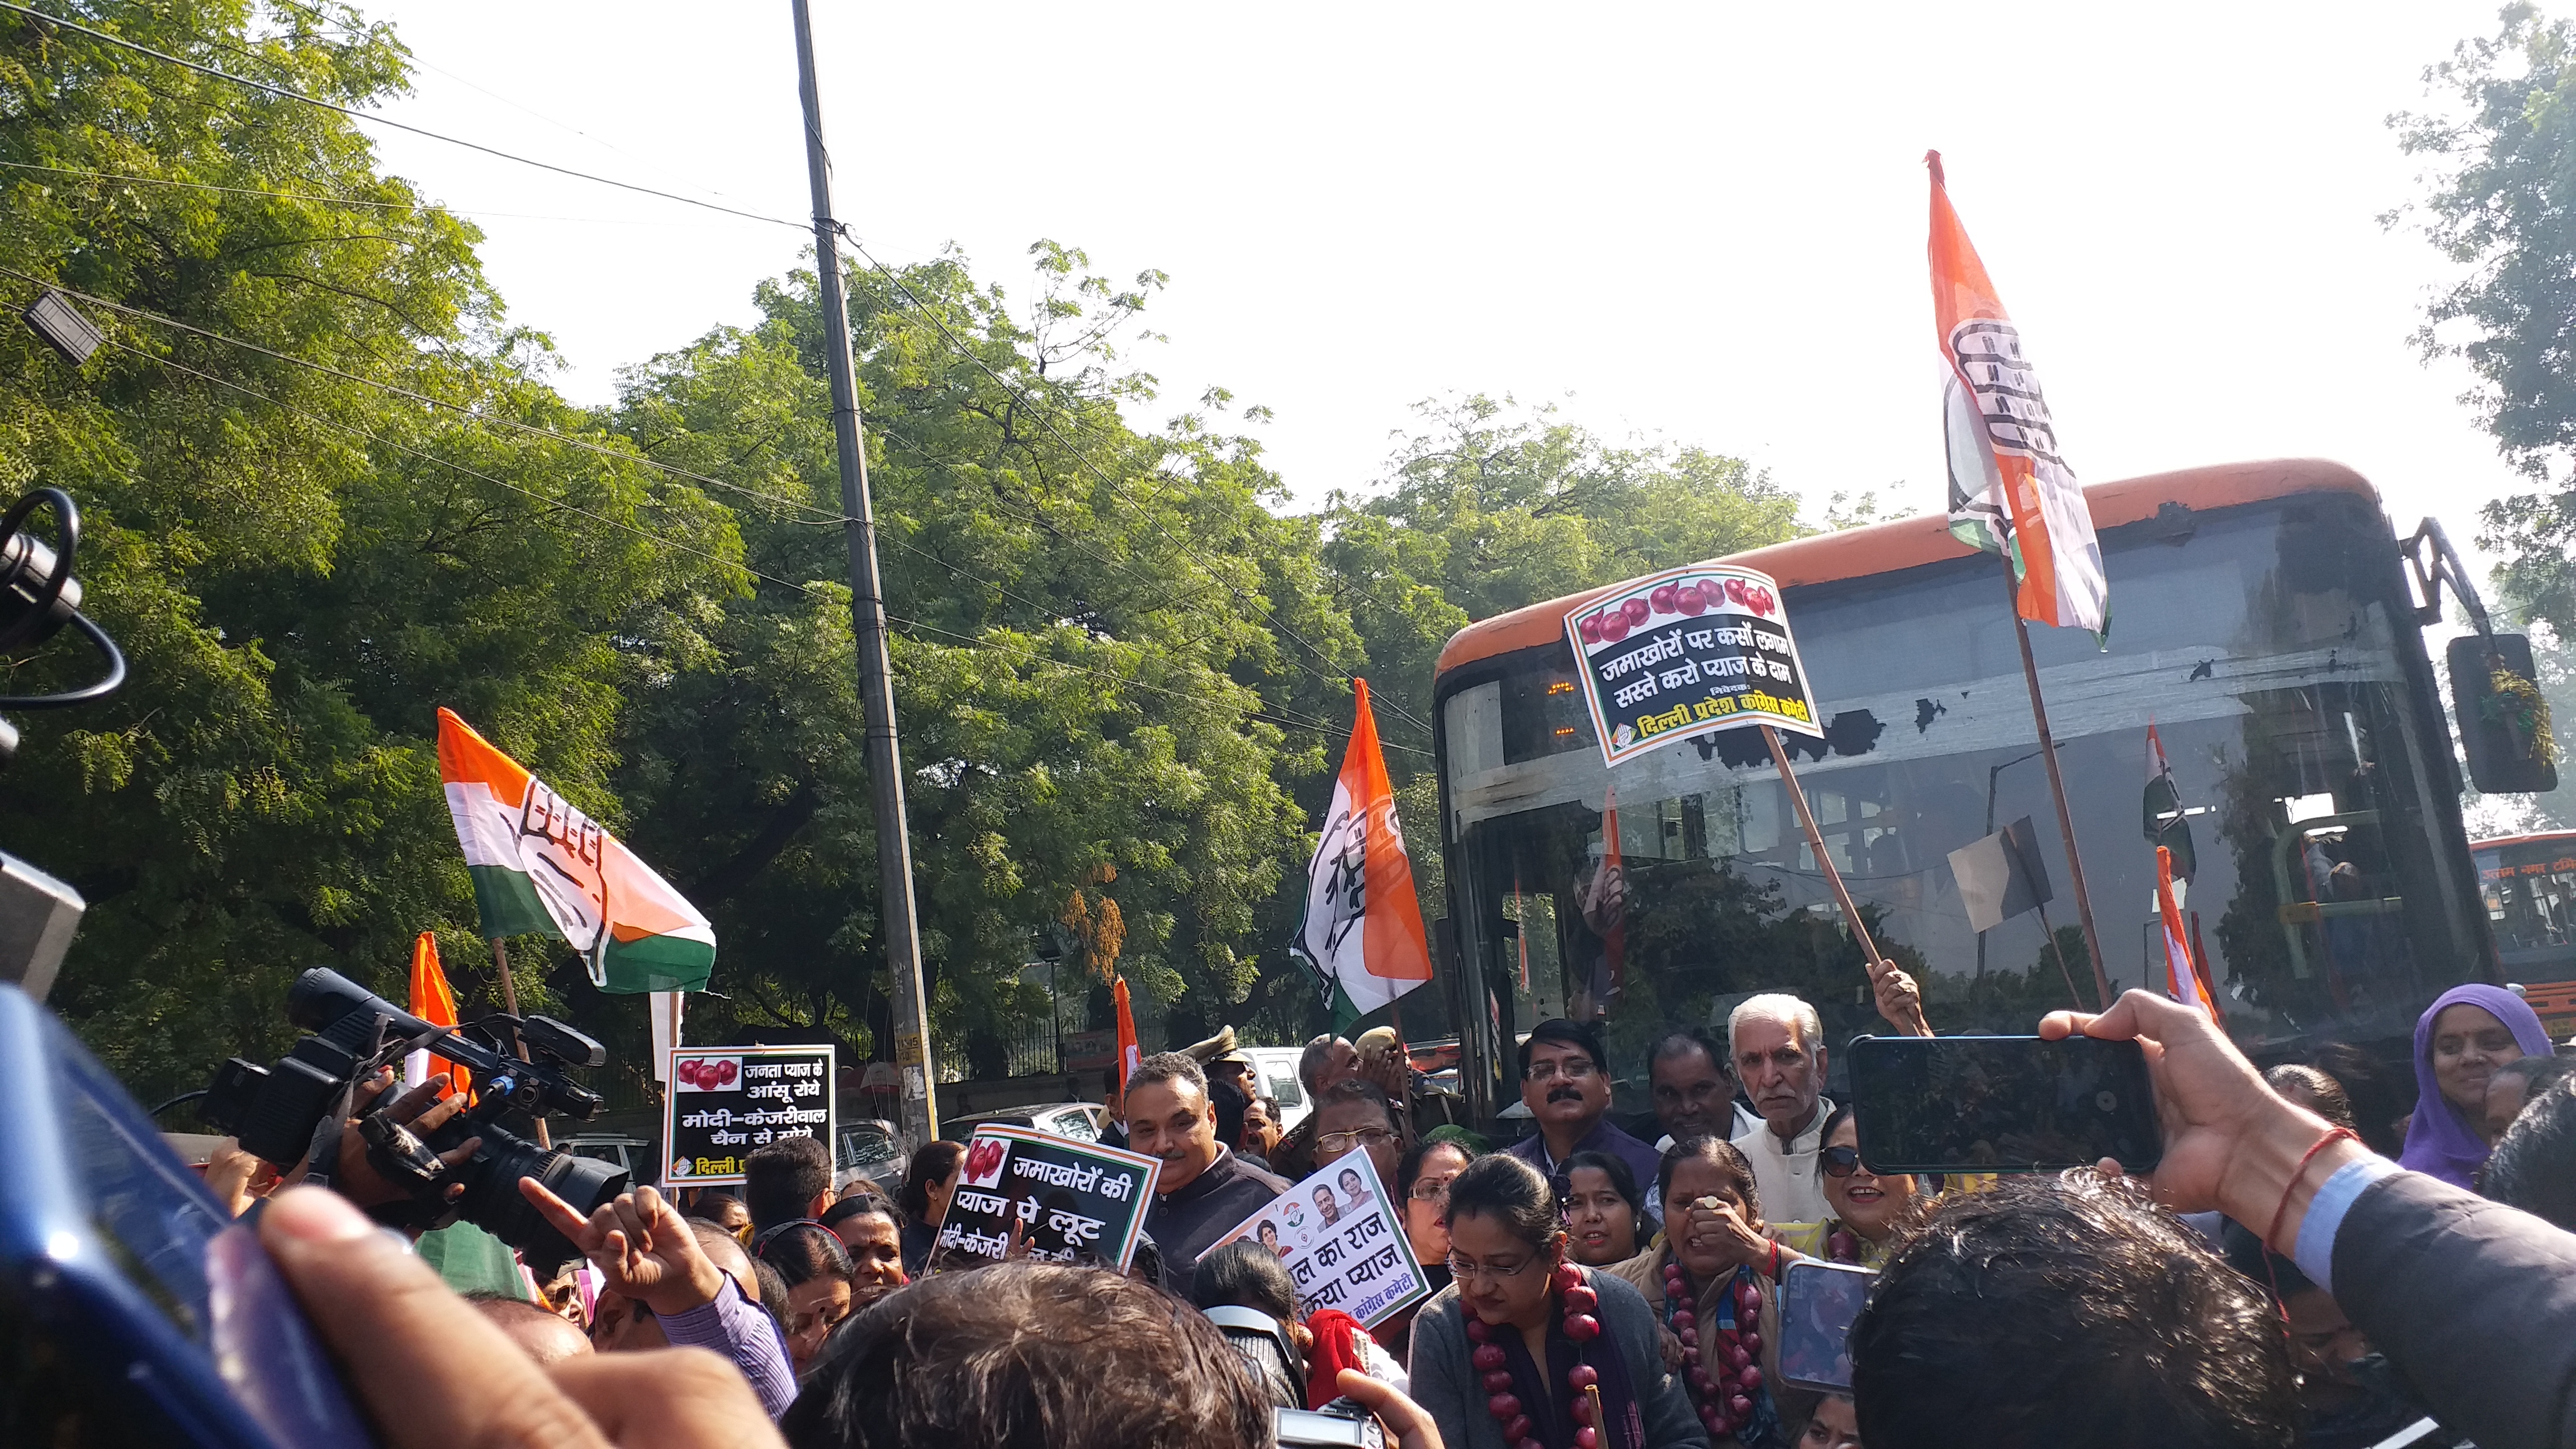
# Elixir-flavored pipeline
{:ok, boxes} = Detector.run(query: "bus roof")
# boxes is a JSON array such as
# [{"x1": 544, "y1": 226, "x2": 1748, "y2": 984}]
[
  {"x1": 1433, "y1": 457, "x2": 2380, "y2": 678},
  {"x1": 2471, "y1": 832, "x2": 2576, "y2": 855}
]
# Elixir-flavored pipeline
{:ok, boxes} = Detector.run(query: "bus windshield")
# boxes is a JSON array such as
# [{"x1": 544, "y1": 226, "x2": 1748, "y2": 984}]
[
  {"x1": 2474, "y1": 833, "x2": 2576, "y2": 983},
  {"x1": 1437, "y1": 490, "x2": 2485, "y2": 1104}
]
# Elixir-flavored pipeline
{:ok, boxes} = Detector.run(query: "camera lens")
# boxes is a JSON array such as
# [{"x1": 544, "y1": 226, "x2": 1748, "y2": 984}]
[{"x1": 452, "y1": 1130, "x2": 629, "y2": 1273}]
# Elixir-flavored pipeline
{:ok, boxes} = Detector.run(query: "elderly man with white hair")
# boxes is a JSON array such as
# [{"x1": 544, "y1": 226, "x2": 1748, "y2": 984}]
[{"x1": 1725, "y1": 961, "x2": 1933, "y2": 1229}]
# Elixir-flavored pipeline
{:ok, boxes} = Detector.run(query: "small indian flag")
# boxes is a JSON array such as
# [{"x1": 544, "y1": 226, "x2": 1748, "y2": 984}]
[
  {"x1": 437, "y1": 708, "x2": 715, "y2": 993},
  {"x1": 1292, "y1": 680, "x2": 1433, "y2": 1028},
  {"x1": 2157, "y1": 845, "x2": 2219, "y2": 1024}
]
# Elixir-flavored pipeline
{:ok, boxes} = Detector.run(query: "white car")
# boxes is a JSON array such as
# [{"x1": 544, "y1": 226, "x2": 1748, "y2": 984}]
[{"x1": 1242, "y1": 1046, "x2": 1313, "y2": 1131}]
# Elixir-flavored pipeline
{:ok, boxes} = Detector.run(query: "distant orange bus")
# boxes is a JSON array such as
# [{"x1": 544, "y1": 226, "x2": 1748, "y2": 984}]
[
  {"x1": 2473, "y1": 831, "x2": 2576, "y2": 1036},
  {"x1": 1427, "y1": 460, "x2": 2497, "y2": 1119}
]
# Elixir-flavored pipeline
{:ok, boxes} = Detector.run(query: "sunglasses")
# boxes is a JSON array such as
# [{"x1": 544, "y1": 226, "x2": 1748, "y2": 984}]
[{"x1": 1821, "y1": 1144, "x2": 1864, "y2": 1179}]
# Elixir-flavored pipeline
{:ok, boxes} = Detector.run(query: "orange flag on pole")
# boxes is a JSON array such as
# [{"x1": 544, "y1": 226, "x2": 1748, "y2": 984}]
[
  {"x1": 1292, "y1": 679, "x2": 1433, "y2": 1030},
  {"x1": 1112, "y1": 976, "x2": 1141, "y2": 1091},
  {"x1": 1928, "y1": 151, "x2": 2109, "y2": 637},
  {"x1": 402, "y1": 931, "x2": 470, "y2": 1100},
  {"x1": 2158, "y1": 846, "x2": 2220, "y2": 1023}
]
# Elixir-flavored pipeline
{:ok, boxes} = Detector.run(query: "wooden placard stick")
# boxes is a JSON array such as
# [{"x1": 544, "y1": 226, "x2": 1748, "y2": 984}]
[{"x1": 1761, "y1": 722, "x2": 1884, "y2": 963}]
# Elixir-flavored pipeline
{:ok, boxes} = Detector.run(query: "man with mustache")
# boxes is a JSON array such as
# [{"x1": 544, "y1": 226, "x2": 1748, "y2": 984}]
[
  {"x1": 1131, "y1": 1051, "x2": 1287, "y2": 1298},
  {"x1": 1500, "y1": 1018, "x2": 1661, "y2": 1224}
]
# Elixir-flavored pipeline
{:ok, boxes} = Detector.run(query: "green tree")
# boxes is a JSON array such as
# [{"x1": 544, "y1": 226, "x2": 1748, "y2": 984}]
[
  {"x1": 2395, "y1": 3, "x2": 2576, "y2": 631},
  {"x1": 0, "y1": 0, "x2": 741, "y2": 1099},
  {"x1": 1318, "y1": 394, "x2": 1805, "y2": 759}
]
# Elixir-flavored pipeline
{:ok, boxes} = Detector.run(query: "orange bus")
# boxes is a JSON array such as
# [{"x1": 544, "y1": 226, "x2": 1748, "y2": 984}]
[
  {"x1": 2473, "y1": 831, "x2": 2576, "y2": 1036},
  {"x1": 1427, "y1": 460, "x2": 2498, "y2": 1119}
]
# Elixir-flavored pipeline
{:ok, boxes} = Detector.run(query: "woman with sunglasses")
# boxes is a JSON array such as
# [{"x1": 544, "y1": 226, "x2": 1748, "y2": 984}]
[
  {"x1": 1611, "y1": 1135, "x2": 1789, "y2": 1448},
  {"x1": 1814, "y1": 1106, "x2": 1918, "y2": 1267},
  {"x1": 1561, "y1": 1150, "x2": 1647, "y2": 1268},
  {"x1": 1410, "y1": 1153, "x2": 1702, "y2": 1449}
]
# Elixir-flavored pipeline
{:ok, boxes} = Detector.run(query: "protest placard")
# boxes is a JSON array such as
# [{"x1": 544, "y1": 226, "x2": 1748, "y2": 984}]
[
  {"x1": 1212, "y1": 1153, "x2": 1428, "y2": 1330},
  {"x1": 1562, "y1": 564, "x2": 1822, "y2": 769},
  {"x1": 929, "y1": 1125, "x2": 1160, "y2": 1272},
  {"x1": 662, "y1": 1044, "x2": 834, "y2": 1185}
]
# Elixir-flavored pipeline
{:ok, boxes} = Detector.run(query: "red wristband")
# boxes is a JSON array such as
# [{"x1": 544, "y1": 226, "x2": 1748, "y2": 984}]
[{"x1": 2265, "y1": 1126, "x2": 2360, "y2": 1254}]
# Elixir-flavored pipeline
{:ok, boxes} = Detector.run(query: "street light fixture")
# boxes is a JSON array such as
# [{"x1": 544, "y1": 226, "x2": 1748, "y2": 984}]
[{"x1": 21, "y1": 291, "x2": 102, "y2": 367}]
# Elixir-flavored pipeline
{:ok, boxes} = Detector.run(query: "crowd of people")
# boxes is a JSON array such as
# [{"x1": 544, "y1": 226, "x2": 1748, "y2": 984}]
[{"x1": 217, "y1": 958, "x2": 2576, "y2": 1449}]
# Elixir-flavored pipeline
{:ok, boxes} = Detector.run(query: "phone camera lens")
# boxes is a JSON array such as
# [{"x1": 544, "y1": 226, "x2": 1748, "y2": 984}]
[{"x1": 2095, "y1": 1091, "x2": 2117, "y2": 1112}]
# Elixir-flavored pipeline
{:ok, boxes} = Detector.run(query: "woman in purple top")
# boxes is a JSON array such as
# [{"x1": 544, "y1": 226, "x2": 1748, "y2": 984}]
[{"x1": 2397, "y1": 983, "x2": 2554, "y2": 1190}]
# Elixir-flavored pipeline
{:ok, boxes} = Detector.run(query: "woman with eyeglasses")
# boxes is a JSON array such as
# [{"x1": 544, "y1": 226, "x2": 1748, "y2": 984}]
[
  {"x1": 1561, "y1": 1151, "x2": 1646, "y2": 1268},
  {"x1": 1409, "y1": 1153, "x2": 1702, "y2": 1449},
  {"x1": 1610, "y1": 1135, "x2": 1788, "y2": 1448},
  {"x1": 1379, "y1": 1134, "x2": 1478, "y2": 1367},
  {"x1": 1814, "y1": 1106, "x2": 1917, "y2": 1267}
]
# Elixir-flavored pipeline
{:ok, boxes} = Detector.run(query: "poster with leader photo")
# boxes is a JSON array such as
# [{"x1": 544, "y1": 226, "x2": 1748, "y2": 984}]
[
  {"x1": 930, "y1": 1124, "x2": 1161, "y2": 1272},
  {"x1": 1562, "y1": 564, "x2": 1823, "y2": 769},
  {"x1": 663, "y1": 1044, "x2": 835, "y2": 1185},
  {"x1": 1212, "y1": 1152, "x2": 1428, "y2": 1330}
]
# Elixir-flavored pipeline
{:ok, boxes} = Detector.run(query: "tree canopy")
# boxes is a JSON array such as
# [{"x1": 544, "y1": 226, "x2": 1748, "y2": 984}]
[{"x1": 0, "y1": 1, "x2": 1806, "y2": 1105}]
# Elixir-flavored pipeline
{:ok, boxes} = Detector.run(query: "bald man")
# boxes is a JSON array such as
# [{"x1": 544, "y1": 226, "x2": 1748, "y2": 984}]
[{"x1": 465, "y1": 1292, "x2": 593, "y2": 1367}]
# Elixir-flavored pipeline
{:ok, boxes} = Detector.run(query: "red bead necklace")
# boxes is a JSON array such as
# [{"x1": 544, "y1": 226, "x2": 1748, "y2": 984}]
[
  {"x1": 1662, "y1": 1258, "x2": 1764, "y2": 1442},
  {"x1": 1465, "y1": 1264, "x2": 1607, "y2": 1449}
]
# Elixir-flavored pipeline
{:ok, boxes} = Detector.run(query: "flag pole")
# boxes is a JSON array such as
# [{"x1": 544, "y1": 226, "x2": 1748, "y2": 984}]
[
  {"x1": 488, "y1": 936, "x2": 549, "y2": 1147},
  {"x1": 1998, "y1": 555, "x2": 2114, "y2": 1008},
  {"x1": 1761, "y1": 724, "x2": 1884, "y2": 967}
]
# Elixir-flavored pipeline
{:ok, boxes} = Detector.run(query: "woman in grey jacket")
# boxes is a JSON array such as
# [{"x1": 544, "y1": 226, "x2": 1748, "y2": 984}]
[{"x1": 1409, "y1": 1154, "x2": 1708, "y2": 1449}]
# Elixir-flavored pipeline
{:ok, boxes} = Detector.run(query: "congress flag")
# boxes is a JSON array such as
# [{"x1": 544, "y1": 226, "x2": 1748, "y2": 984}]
[
  {"x1": 437, "y1": 708, "x2": 715, "y2": 993},
  {"x1": 1113, "y1": 976, "x2": 1142, "y2": 1091},
  {"x1": 401, "y1": 931, "x2": 468, "y2": 1100},
  {"x1": 1292, "y1": 680, "x2": 1433, "y2": 1026},
  {"x1": 1928, "y1": 151, "x2": 2110, "y2": 637},
  {"x1": 2158, "y1": 845, "x2": 2220, "y2": 1023}
]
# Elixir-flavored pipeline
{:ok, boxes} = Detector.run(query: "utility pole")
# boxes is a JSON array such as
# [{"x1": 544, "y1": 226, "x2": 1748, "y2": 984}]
[{"x1": 789, "y1": 0, "x2": 939, "y2": 1146}]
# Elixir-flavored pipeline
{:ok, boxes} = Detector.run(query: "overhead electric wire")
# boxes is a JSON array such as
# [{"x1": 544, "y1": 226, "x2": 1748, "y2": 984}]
[
  {"x1": 0, "y1": 158, "x2": 735, "y2": 225},
  {"x1": 0, "y1": 0, "x2": 811, "y2": 233},
  {"x1": 5, "y1": 2, "x2": 1432, "y2": 741},
  {"x1": 0, "y1": 268, "x2": 845, "y2": 526}
]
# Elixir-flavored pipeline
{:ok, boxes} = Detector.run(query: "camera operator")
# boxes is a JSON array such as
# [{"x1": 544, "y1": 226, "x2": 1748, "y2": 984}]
[{"x1": 522, "y1": 1178, "x2": 799, "y2": 1419}]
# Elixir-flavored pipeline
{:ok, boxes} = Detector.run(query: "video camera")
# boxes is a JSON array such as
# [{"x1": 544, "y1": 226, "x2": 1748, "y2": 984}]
[{"x1": 203, "y1": 967, "x2": 627, "y2": 1270}]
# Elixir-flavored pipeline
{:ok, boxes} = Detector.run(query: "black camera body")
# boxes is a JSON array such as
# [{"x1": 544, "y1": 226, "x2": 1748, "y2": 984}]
[{"x1": 203, "y1": 967, "x2": 627, "y2": 1270}]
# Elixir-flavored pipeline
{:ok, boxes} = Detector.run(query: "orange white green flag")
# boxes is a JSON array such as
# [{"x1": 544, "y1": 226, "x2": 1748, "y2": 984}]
[
  {"x1": 436, "y1": 708, "x2": 715, "y2": 993},
  {"x1": 1292, "y1": 680, "x2": 1433, "y2": 1029},
  {"x1": 1928, "y1": 150, "x2": 2110, "y2": 637}
]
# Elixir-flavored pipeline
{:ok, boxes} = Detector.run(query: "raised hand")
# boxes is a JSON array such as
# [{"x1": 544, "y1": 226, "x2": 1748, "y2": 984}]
[
  {"x1": 519, "y1": 1180, "x2": 722, "y2": 1315},
  {"x1": 1869, "y1": 958, "x2": 1933, "y2": 1038},
  {"x1": 261, "y1": 1186, "x2": 782, "y2": 1449}
]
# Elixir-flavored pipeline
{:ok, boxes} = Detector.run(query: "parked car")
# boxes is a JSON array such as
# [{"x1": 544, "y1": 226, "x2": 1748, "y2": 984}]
[
  {"x1": 1243, "y1": 1046, "x2": 1311, "y2": 1130},
  {"x1": 946, "y1": 1102, "x2": 1111, "y2": 1143},
  {"x1": 562, "y1": 1134, "x2": 653, "y2": 1183},
  {"x1": 835, "y1": 1118, "x2": 908, "y2": 1194}
]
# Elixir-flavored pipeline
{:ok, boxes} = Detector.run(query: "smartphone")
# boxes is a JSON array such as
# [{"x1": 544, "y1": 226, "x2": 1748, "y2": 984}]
[
  {"x1": 1846, "y1": 1034, "x2": 2163, "y2": 1175},
  {"x1": 1277, "y1": 1403, "x2": 1386, "y2": 1448},
  {"x1": 1777, "y1": 1259, "x2": 1873, "y2": 1393},
  {"x1": 0, "y1": 983, "x2": 375, "y2": 1448}
]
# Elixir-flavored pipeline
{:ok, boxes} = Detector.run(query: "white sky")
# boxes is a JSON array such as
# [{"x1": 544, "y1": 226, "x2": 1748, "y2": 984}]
[{"x1": 350, "y1": 0, "x2": 2527, "y2": 580}]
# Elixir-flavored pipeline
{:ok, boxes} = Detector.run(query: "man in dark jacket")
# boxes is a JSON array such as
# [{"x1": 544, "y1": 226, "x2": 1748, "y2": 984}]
[{"x1": 1129, "y1": 1052, "x2": 1287, "y2": 1299}]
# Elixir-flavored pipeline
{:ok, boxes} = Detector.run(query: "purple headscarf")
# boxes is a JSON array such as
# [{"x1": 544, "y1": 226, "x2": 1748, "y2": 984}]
[{"x1": 2397, "y1": 984, "x2": 2555, "y2": 1188}]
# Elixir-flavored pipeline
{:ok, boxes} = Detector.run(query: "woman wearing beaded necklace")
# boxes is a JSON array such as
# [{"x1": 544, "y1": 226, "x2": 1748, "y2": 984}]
[
  {"x1": 1611, "y1": 1135, "x2": 1787, "y2": 1449},
  {"x1": 1408, "y1": 1154, "x2": 1704, "y2": 1449}
]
